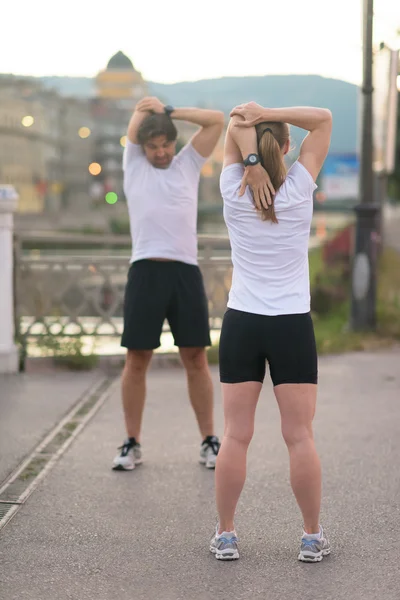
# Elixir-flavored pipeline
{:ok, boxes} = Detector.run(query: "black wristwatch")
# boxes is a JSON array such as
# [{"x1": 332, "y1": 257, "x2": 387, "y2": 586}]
[
  {"x1": 164, "y1": 105, "x2": 175, "y2": 118},
  {"x1": 243, "y1": 153, "x2": 261, "y2": 167}
]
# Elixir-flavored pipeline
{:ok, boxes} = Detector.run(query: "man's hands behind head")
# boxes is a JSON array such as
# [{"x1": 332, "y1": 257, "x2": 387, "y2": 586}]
[{"x1": 135, "y1": 97, "x2": 165, "y2": 114}]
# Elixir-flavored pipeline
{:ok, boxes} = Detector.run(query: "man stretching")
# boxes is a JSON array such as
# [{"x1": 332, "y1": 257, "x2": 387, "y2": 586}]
[{"x1": 113, "y1": 97, "x2": 224, "y2": 471}]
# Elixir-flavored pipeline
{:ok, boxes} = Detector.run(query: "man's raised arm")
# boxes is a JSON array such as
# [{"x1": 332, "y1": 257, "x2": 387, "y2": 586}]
[
  {"x1": 126, "y1": 97, "x2": 161, "y2": 144},
  {"x1": 170, "y1": 107, "x2": 225, "y2": 158}
]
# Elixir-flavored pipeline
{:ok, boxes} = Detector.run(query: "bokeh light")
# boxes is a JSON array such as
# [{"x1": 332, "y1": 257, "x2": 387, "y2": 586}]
[
  {"x1": 79, "y1": 126, "x2": 91, "y2": 139},
  {"x1": 21, "y1": 115, "x2": 34, "y2": 127},
  {"x1": 105, "y1": 192, "x2": 118, "y2": 204},
  {"x1": 120, "y1": 135, "x2": 127, "y2": 147},
  {"x1": 88, "y1": 162, "x2": 102, "y2": 175}
]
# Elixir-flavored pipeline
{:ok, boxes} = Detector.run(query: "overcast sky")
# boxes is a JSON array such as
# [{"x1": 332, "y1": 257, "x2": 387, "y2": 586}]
[{"x1": 1, "y1": 0, "x2": 399, "y2": 84}]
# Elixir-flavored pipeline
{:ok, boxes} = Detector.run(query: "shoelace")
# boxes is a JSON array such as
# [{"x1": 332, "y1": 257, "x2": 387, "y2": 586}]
[
  {"x1": 203, "y1": 436, "x2": 220, "y2": 455},
  {"x1": 118, "y1": 442, "x2": 134, "y2": 457}
]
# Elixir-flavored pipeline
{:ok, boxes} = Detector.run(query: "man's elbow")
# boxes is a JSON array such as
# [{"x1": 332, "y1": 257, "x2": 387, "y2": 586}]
[{"x1": 214, "y1": 111, "x2": 225, "y2": 128}]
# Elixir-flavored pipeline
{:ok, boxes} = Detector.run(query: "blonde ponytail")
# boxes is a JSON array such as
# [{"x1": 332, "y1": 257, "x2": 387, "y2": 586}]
[{"x1": 255, "y1": 122, "x2": 290, "y2": 223}]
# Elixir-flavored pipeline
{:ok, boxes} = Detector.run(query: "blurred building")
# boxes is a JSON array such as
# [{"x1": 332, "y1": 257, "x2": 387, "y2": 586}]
[
  {"x1": 60, "y1": 97, "x2": 94, "y2": 212},
  {"x1": 0, "y1": 76, "x2": 95, "y2": 216},
  {"x1": 0, "y1": 51, "x2": 226, "y2": 229},
  {"x1": 90, "y1": 51, "x2": 148, "y2": 205},
  {"x1": 0, "y1": 77, "x2": 63, "y2": 213}
]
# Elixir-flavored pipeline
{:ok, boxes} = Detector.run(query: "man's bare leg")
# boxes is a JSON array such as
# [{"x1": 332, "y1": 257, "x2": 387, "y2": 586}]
[
  {"x1": 179, "y1": 347, "x2": 214, "y2": 438},
  {"x1": 121, "y1": 349, "x2": 153, "y2": 441}
]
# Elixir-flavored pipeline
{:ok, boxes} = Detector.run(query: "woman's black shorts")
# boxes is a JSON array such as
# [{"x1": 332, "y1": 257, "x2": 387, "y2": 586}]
[{"x1": 219, "y1": 308, "x2": 318, "y2": 386}]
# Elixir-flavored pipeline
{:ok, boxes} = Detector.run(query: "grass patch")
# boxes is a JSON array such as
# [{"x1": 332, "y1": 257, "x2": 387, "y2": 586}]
[
  {"x1": 75, "y1": 396, "x2": 101, "y2": 417},
  {"x1": 37, "y1": 336, "x2": 99, "y2": 371},
  {"x1": 309, "y1": 247, "x2": 324, "y2": 287},
  {"x1": 52, "y1": 429, "x2": 72, "y2": 447},
  {"x1": 308, "y1": 246, "x2": 400, "y2": 354},
  {"x1": 54, "y1": 353, "x2": 99, "y2": 371},
  {"x1": 64, "y1": 421, "x2": 79, "y2": 433},
  {"x1": 18, "y1": 456, "x2": 49, "y2": 481},
  {"x1": 312, "y1": 302, "x2": 398, "y2": 355}
]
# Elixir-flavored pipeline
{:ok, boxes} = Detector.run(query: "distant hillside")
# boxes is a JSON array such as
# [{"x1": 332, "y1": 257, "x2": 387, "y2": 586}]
[
  {"x1": 149, "y1": 75, "x2": 358, "y2": 153},
  {"x1": 40, "y1": 75, "x2": 95, "y2": 98},
  {"x1": 37, "y1": 74, "x2": 358, "y2": 153}
]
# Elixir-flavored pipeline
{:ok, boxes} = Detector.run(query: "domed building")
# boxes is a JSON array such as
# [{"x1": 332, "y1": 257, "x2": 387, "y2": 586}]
[
  {"x1": 95, "y1": 51, "x2": 147, "y2": 100},
  {"x1": 107, "y1": 51, "x2": 134, "y2": 70}
]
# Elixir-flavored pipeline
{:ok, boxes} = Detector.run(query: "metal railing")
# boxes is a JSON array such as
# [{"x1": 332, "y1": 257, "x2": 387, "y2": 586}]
[{"x1": 13, "y1": 232, "x2": 233, "y2": 353}]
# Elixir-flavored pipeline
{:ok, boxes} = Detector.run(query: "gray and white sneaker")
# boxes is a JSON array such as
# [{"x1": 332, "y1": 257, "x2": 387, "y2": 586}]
[
  {"x1": 298, "y1": 527, "x2": 331, "y2": 562},
  {"x1": 210, "y1": 527, "x2": 239, "y2": 560},
  {"x1": 112, "y1": 438, "x2": 142, "y2": 471},
  {"x1": 200, "y1": 436, "x2": 220, "y2": 469}
]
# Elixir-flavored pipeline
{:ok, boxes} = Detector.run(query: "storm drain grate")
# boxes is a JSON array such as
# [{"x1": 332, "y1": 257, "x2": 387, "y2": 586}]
[
  {"x1": 0, "y1": 481, "x2": 35, "y2": 503},
  {"x1": 0, "y1": 503, "x2": 18, "y2": 522},
  {"x1": 0, "y1": 455, "x2": 52, "y2": 503}
]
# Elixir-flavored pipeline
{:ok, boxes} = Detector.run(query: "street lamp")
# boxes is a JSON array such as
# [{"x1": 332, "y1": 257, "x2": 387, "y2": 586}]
[{"x1": 350, "y1": 0, "x2": 379, "y2": 330}]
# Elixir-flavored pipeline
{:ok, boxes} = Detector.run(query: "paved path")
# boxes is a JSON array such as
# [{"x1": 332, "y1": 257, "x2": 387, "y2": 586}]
[
  {"x1": 1, "y1": 350, "x2": 400, "y2": 599},
  {"x1": 0, "y1": 371, "x2": 100, "y2": 484}
]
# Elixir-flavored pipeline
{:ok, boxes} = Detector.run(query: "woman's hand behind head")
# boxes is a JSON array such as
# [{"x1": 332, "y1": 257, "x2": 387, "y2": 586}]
[
  {"x1": 230, "y1": 102, "x2": 266, "y2": 127},
  {"x1": 239, "y1": 163, "x2": 275, "y2": 210}
]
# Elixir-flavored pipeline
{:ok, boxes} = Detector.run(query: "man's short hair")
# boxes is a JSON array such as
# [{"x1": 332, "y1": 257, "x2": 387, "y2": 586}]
[{"x1": 137, "y1": 114, "x2": 178, "y2": 145}]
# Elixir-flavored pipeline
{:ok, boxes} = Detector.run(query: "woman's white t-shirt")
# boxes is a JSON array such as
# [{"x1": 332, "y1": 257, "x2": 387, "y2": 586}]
[{"x1": 220, "y1": 161, "x2": 317, "y2": 316}]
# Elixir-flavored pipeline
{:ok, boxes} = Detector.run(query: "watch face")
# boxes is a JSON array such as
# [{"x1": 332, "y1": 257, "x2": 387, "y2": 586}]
[{"x1": 249, "y1": 155, "x2": 257, "y2": 163}]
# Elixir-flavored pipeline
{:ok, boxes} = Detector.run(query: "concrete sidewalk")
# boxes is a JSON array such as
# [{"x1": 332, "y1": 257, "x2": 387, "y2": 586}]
[
  {"x1": 0, "y1": 349, "x2": 400, "y2": 599},
  {"x1": 0, "y1": 370, "x2": 101, "y2": 485}
]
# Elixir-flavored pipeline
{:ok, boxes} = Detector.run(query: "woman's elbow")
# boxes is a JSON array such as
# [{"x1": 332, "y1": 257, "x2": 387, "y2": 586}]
[{"x1": 323, "y1": 109, "x2": 333, "y2": 124}]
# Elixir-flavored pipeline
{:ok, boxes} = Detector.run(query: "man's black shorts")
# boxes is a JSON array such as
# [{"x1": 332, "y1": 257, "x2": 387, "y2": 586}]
[
  {"x1": 219, "y1": 308, "x2": 318, "y2": 386},
  {"x1": 121, "y1": 259, "x2": 211, "y2": 350}
]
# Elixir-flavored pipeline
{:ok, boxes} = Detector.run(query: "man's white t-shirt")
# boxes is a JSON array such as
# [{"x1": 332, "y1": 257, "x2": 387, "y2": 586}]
[
  {"x1": 123, "y1": 140, "x2": 207, "y2": 265},
  {"x1": 220, "y1": 160, "x2": 317, "y2": 316}
]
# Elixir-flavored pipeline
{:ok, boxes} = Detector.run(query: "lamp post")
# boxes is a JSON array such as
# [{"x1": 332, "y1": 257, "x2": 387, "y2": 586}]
[{"x1": 350, "y1": 0, "x2": 380, "y2": 330}]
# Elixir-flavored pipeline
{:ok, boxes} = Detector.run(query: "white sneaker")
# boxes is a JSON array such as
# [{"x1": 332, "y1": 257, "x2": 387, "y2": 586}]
[
  {"x1": 199, "y1": 436, "x2": 220, "y2": 469},
  {"x1": 210, "y1": 526, "x2": 239, "y2": 560},
  {"x1": 112, "y1": 438, "x2": 142, "y2": 471},
  {"x1": 298, "y1": 526, "x2": 331, "y2": 562}
]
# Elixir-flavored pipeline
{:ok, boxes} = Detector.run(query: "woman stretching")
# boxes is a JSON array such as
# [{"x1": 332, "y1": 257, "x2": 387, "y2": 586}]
[{"x1": 209, "y1": 101, "x2": 332, "y2": 562}]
